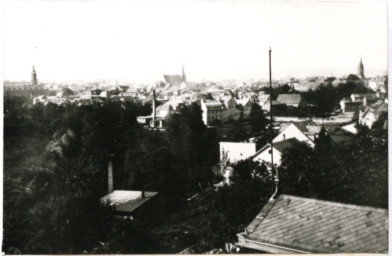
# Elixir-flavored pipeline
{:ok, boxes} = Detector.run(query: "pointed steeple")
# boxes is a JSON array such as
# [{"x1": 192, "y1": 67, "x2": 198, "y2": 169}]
[
  {"x1": 31, "y1": 66, "x2": 37, "y2": 85},
  {"x1": 181, "y1": 64, "x2": 186, "y2": 82},
  {"x1": 357, "y1": 56, "x2": 364, "y2": 79}
]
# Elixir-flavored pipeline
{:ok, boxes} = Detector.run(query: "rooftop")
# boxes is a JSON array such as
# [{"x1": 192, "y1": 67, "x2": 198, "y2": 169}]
[
  {"x1": 101, "y1": 190, "x2": 158, "y2": 213},
  {"x1": 273, "y1": 138, "x2": 304, "y2": 153},
  {"x1": 276, "y1": 94, "x2": 302, "y2": 105},
  {"x1": 238, "y1": 194, "x2": 388, "y2": 253}
]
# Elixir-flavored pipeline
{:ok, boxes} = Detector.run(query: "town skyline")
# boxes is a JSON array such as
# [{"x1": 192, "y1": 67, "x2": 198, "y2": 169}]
[{"x1": 3, "y1": 0, "x2": 388, "y2": 83}]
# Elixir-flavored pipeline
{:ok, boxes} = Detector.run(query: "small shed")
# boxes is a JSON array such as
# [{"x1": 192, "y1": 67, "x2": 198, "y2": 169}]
[{"x1": 101, "y1": 190, "x2": 159, "y2": 218}]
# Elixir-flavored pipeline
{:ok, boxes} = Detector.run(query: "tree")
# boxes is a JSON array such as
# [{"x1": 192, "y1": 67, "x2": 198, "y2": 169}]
[
  {"x1": 278, "y1": 142, "x2": 316, "y2": 197},
  {"x1": 226, "y1": 119, "x2": 249, "y2": 142},
  {"x1": 248, "y1": 103, "x2": 268, "y2": 134},
  {"x1": 165, "y1": 103, "x2": 219, "y2": 193}
]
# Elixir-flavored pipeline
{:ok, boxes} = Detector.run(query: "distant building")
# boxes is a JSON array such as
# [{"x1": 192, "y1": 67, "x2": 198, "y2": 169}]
[
  {"x1": 163, "y1": 74, "x2": 183, "y2": 87},
  {"x1": 31, "y1": 66, "x2": 37, "y2": 85},
  {"x1": 5, "y1": 66, "x2": 46, "y2": 98},
  {"x1": 236, "y1": 98, "x2": 252, "y2": 119},
  {"x1": 340, "y1": 93, "x2": 378, "y2": 113},
  {"x1": 358, "y1": 57, "x2": 365, "y2": 79},
  {"x1": 340, "y1": 98, "x2": 362, "y2": 113},
  {"x1": 276, "y1": 94, "x2": 302, "y2": 107},
  {"x1": 163, "y1": 64, "x2": 187, "y2": 88},
  {"x1": 200, "y1": 95, "x2": 247, "y2": 125},
  {"x1": 201, "y1": 99, "x2": 223, "y2": 125},
  {"x1": 359, "y1": 100, "x2": 388, "y2": 128},
  {"x1": 237, "y1": 194, "x2": 388, "y2": 253}
]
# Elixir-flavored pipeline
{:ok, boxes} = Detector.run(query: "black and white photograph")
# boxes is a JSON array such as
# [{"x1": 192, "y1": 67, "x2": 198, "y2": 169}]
[{"x1": 2, "y1": 0, "x2": 389, "y2": 254}]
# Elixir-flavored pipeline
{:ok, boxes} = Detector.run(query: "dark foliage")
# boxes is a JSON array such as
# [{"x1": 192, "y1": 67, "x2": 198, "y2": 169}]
[
  {"x1": 3, "y1": 98, "x2": 220, "y2": 254},
  {"x1": 278, "y1": 124, "x2": 388, "y2": 208}
]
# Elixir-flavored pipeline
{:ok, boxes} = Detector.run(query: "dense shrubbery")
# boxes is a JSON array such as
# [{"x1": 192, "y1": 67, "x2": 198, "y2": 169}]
[
  {"x1": 3, "y1": 97, "x2": 218, "y2": 253},
  {"x1": 278, "y1": 121, "x2": 388, "y2": 208}
]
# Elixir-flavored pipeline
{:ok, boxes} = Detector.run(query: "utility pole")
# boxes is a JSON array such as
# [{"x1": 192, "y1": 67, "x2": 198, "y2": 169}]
[{"x1": 269, "y1": 47, "x2": 279, "y2": 199}]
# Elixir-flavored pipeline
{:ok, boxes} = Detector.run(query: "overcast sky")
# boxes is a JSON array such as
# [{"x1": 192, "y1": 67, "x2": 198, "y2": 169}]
[{"x1": 2, "y1": 0, "x2": 388, "y2": 83}]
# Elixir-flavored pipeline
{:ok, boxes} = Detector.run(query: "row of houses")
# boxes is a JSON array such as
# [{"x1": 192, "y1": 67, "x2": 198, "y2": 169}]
[
  {"x1": 219, "y1": 120, "x2": 359, "y2": 172},
  {"x1": 340, "y1": 93, "x2": 383, "y2": 113}
]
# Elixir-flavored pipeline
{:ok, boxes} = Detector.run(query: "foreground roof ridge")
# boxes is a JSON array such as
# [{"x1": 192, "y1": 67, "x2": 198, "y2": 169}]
[{"x1": 280, "y1": 194, "x2": 387, "y2": 213}]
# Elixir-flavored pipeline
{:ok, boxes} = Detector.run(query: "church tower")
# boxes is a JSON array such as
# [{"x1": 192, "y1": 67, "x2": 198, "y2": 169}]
[
  {"x1": 357, "y1": 57, "x2": 365, "y2": 80},
  {"x1": 31, "y1": 66, "x2": 38, "y2": 85},
  {"x1": 181, "y1": 64, "x2": 186, "y2": 82}
]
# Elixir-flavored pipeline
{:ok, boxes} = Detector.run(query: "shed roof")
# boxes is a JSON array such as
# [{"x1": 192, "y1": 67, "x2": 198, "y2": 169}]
[
  {"x1": 238, "y1": 194, "x2": 388, "y2": 253},
  {"x1": 101, "y1": 190, "x2": 158, "y2": 213},
  {"x1": 277, "y1": 94, "x2": 302, "y2": 105}
]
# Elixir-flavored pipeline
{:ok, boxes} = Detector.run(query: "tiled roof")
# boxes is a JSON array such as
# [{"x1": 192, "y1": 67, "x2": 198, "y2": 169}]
[
  {"x1": 101, "y1": 190, "x2": 158, "y2": 213},
  {"x1": 273, "y1": 138, "x2": 303, "y2": 153},
  {"x1": 277, "y1": 94, "x2": 302, "y2": 105},
  {"x1": 238, "y1": 194, "x2": 388, "y2": 253}
]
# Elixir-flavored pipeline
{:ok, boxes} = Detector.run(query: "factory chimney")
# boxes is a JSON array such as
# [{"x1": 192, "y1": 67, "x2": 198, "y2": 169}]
[
  {"x1": 152, "y1": 89, "x2": 157, "y2": 121},
  {"x1": 108, "y1": 158, "x2": 114, "y2": 193}
]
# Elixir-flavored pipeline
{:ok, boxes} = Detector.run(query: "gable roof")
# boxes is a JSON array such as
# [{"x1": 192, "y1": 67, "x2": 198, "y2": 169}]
[
  {"x1": 277, "y1": 122, "x2": 316, "y2": 143},
  {"x1": 277, "y1": 94, "x2": 302, "y2": 105},
  {"x1": 101, "y1": 190, "x2": 158, "y2": 213},
  {"x1": 252, "y1": 138, "x2": 303, "y2": 160},
  {"x1": 238, "y1": 194, "x2": 388, "y2": 253}
]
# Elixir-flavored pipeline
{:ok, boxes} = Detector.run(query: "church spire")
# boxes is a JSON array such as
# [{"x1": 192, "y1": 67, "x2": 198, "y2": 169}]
[
  {"x1": 31, "y1": 66, "x2": 38, "y2": 85},
  {"x1": 357, "y1": 57, "x2": 364, "y2": 80},
  {"x1": 181, "y1": 64, "x2": 186, "y2": 82}
]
